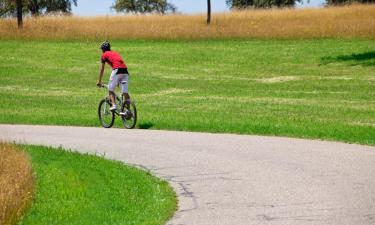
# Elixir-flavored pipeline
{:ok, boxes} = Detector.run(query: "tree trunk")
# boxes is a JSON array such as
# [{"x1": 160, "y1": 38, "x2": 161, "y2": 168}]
[
  {"x1": 207, "y1": 0, "x2": 211, "y2": 25},
  {"x1": 16, "y1": 0, "x2": 23, "y2": 29}
]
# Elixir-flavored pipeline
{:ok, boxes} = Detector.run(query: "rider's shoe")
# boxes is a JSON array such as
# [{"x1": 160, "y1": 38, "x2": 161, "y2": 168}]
[{"x1": 109, "y1": 104, "x2": 117, "y2": 111}]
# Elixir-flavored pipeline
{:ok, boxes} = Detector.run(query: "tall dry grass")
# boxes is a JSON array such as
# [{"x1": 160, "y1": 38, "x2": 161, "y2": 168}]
[
  {"x1": 0, "y1": 143, "x2": 34, "y2": 225},
  {"x1": 0, "y1": 4, "x2": 374, "y2": 40}
]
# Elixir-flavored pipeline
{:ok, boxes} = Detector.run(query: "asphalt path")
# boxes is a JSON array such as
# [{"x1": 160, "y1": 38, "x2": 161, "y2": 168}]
[{"x1": 1, "y1": 124, "x2": 375, "y2": 225}]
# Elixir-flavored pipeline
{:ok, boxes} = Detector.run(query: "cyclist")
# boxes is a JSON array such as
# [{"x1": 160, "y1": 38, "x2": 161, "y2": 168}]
[{"x1": 97, "y1": 41, "x2": 131, "y2": 111}]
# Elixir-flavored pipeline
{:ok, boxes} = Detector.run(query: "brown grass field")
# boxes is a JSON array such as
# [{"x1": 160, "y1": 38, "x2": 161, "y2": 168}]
[
  {"x1": 0, "y1": 4, "x2": 374, "y2": 40},
  {"x1": 0, "y1": 143, "x2": 34, "y2": 225}
]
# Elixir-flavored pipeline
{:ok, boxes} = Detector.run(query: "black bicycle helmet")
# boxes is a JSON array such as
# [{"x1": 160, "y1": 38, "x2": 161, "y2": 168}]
[{"x1": 100, "y1": 41, "x2": 111, "y2": 51}]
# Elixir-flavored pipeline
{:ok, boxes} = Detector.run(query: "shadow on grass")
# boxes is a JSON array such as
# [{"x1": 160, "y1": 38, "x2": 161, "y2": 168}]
[
  {"x1": 321, "y1": 51, "x2": 375, "y2": 66},
  {"x1": 138, "y1": 122, "x2": 154, "y2": 129}
]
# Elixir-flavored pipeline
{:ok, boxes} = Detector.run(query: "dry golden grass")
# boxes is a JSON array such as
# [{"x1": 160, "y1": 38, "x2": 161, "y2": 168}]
[
  {"x1": 0, "y1": 143, "x2": 34, "y2": 225},
  {"x1": 0, "y1": 4, "x2": 374, "y2": 40}
]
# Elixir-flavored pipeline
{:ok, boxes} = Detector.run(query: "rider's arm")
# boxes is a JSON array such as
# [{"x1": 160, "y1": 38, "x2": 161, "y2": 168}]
[{"x1": 97, "y1": 62, "x2": 105, "y2": 87}]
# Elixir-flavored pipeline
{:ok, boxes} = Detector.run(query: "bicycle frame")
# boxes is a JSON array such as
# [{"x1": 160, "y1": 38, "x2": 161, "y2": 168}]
[{"x1": 101, "y1": 84, "x2": 124, "y2": 116}]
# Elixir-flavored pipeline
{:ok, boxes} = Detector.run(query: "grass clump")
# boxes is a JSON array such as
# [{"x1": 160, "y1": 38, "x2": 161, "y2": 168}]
[
  {"x1": 0, "y1": 143, "x2": 34, "y2": 225},
  {"x1": 17, "y1": 145, "x2": 177, "y2": 225}
]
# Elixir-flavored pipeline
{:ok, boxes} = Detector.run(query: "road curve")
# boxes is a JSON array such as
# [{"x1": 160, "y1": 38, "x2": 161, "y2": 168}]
[{"x1": 1, "y1": 124, "x2": 375, "y2": 225}]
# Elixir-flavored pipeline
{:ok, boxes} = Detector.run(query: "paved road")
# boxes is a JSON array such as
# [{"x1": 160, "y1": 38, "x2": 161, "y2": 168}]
[{"x1": 1, "y1": 125, "x2": 375, "y2": 225}]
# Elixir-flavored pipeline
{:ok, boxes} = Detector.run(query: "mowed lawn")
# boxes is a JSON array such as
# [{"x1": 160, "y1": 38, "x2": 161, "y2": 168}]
[
  {"x1": 0, "y1": 39, "x2": 374, "y2": 145},
  {"x1": 19, "y1": 145, "x2": 177, "y2": 225}
]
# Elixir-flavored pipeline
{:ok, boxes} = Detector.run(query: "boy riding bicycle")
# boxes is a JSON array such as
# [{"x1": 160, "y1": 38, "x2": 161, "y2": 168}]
[{"x1": 97, "y1": 41, "x2": 131, "y2": 111}]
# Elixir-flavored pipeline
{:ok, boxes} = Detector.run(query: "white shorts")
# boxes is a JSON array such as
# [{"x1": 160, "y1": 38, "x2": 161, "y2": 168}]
[{"x1": 108, "y1": 69, "x2": 129, "y2": 93}]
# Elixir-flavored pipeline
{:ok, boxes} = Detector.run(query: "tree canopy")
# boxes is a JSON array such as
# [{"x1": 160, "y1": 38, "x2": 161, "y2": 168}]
[
  {"x1": 326, "y1": 0, "x2": 375, "y2": 4},
  {"x1": 0, "y1": 0, "x2": 77, "y2": 17},
  {"x1": 112, "y1": 0, "x2": 176, "y2": 14},
  {"x1": 226, "y1": 0, "x2": 375, "y2": 8},
  {"x1": 226, "y1": 0, "x2": 302, "y2": 8}
]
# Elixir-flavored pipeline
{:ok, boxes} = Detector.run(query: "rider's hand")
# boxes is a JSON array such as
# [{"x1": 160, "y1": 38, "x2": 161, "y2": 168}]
[{"x1": 96, "y1": 81, "x2": 102, "y2": 88}]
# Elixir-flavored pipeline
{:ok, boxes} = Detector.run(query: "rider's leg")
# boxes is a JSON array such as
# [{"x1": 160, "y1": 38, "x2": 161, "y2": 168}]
[
  {"x1": 109, "y1": 91, "x2": 116, "y2": 105},
  {"x1": 120, "y1": 74, "x2": 130, "y2": 107},
  {"x1": 123, "y1": 93, "x2": 131, "y2": 107},
  {"x1": 108, "y1": 70, "x2": 119, "y2": 110}
]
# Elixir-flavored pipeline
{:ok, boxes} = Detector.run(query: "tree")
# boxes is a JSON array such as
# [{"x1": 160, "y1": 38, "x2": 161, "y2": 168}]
[
  {"x1": 226, "y1": 0, "x2": 301, "y2": 8},
  {"x1": 0, "y1": 0, "x2": 78, "y2": 17},
  {"x1": 207, "y1": 0, "x2": 211, "y2": 25},
  {"x1": 112, "y1": 0, "x2": 176, "y2": 14},
  {"x1": 45, "y1": 0, "x2": 77, "y2": 14},
  {"x1": 0, "y1": 0, "x2": 17, "y2": 17},
  {"x1": 29, "y1": 0, "x2": 78, "y2": 15},
  {"x1": 326, "y1": 0, "x2": 375, "y2": 5}
]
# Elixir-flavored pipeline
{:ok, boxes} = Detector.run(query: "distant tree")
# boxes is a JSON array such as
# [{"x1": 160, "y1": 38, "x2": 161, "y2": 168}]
[
  {"x1": 326, "y1": 0, "x2": 375, "y2": 5},
  {"x1": 29, "y1": 0, "x2": 78, "y2": 15},
  {"x1": 0, "y1": 0, "x2": 78, "y2": 17},
  {"x1": 226, "y1": 0, "x2": 301, "y2": 8},
  {"x1": 112, "y1": 0, "x2": 177, "y2": 14},
  {"x1": 44, "y1": 0, "x2": 78, "y2": 14},
  {"x1": 0, "y1": 0, "x2": 17, "y2": 17}
]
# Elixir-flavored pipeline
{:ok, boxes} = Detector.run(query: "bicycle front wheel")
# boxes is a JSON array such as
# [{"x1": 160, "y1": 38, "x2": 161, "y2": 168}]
[
  {"x1": 121, "y1": 101, "x2": 137, "y2": 129},
  {"x1": 98, "y1": 98, "x2": 115, "y2": 128}
]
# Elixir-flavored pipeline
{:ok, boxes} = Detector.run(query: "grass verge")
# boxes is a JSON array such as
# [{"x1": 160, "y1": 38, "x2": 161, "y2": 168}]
[
  {"x1": 0, "y1": 39, "x2": 374, "y2": 145},
  {"x1": 0, "y1": 143, "x2": 34, "y2": 225},
  {"x1": 17, "y1": 145, "x2": 177, "y2": 225}
]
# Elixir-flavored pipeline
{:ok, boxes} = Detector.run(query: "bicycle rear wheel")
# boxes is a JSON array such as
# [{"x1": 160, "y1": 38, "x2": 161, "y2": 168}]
[
  {"x1": 98, "y1": 98, "x2": 115, "y2": 128},
  {"x1": 121, "y1": 101, "x2": 137, "y2": 129}
]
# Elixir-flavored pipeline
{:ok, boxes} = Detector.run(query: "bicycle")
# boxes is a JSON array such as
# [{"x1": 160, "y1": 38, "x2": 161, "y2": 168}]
[{"x1": 98, "y1": 83, "x2": 137, "y2": 129}]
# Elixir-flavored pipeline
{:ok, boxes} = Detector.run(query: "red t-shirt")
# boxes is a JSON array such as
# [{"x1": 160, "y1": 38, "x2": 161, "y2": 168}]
[{"x1": 101, "y1": 51, "x2": 127, "y2": 69}]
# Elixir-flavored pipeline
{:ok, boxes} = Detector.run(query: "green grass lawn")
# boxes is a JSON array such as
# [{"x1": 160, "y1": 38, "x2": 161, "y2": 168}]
[
  {"x1": 0, "y1": 39, "x2": 374, "y2": 145},
  {"x1": 19, "y1": 145, "x2": 177, "y2": 225}
]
